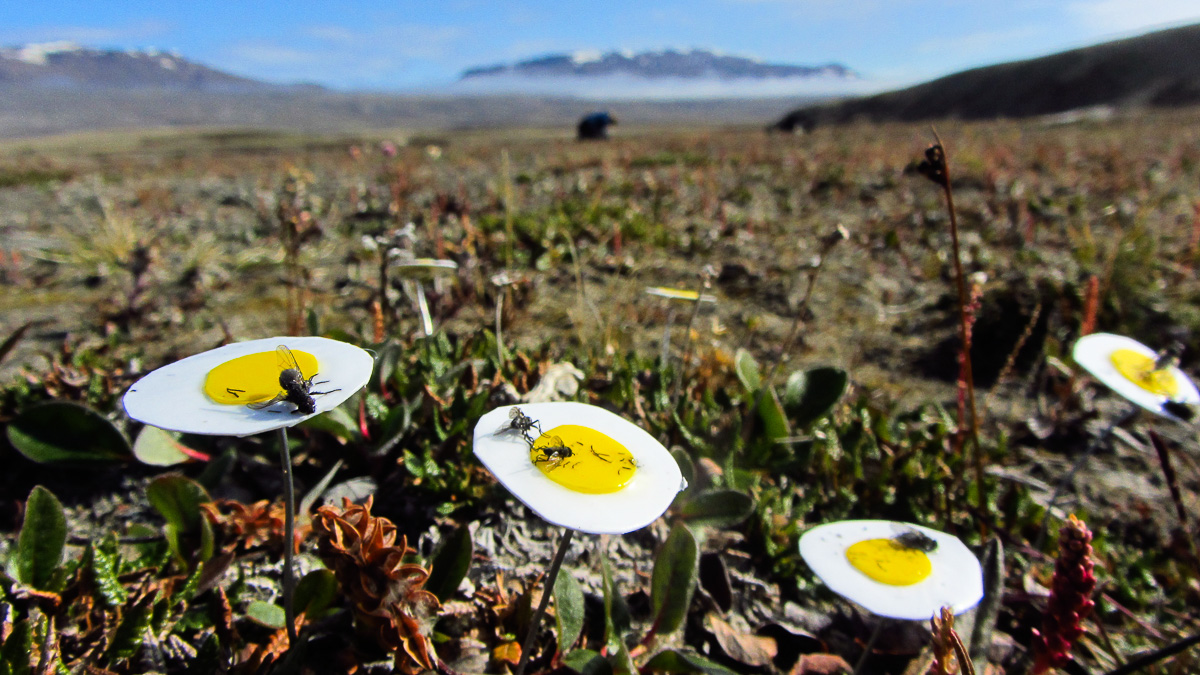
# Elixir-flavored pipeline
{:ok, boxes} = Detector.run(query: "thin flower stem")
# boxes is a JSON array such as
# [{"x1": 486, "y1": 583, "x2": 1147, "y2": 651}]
[
  {"x1": 671, "y1": 294, "x2": 707, "y2": 403},
  {"x1": 852, "y1": 619, "x2": 886, "y2": 675},
  {"x1": 742, "y1": 236, "x2": 840, "y2": 448},
  {"x1": 496, "y1": 285, "x2": 507, "y2": 367},
  {"x1": 659, "y1": 306, "x2": 676, "y2": 367},
  {"x1": 1035, "y1": 404, "x2": 1139, "y2": 550},
  {"x1": 931, "y1": 129, "x2": 985, "y2": 522},
  {"x1": 277, "y1": 425, "x2": 299, "y2": 646},
  {"x1": 415, "y1": 280, "x2": 433, "y2": 336},
  {"x1": 515, "y1": 528, "x2": 575, "y2": 675}
]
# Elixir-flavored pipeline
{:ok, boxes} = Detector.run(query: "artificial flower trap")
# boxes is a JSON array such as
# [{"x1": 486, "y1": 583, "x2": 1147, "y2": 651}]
[
  {"x1": 799, "y1": 519, "x2": 983, "y2": 621},
  {"x1": 123, "y1": 336, "x2": 374, "y2": 437},
  {"x1": 472, "y1": 402, "x2": 686, "y2": 535},
  {"x1": 1072, "y1": 333, "x2": 1200, "y2": 419}
]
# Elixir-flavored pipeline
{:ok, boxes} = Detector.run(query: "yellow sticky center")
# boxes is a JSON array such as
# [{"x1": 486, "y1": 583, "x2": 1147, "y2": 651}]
[
  {"x1": 845, "y1": 538, "x2": 933, "y2": 586},
  {"x1": 529, "y1": 425, "x2": 637, "y2": 494},
  {"x1": 651, "y1": 287, "x2": 700, "y2": 301},
  {"x1": 1110, "y1": 349, "x2": 1179, "y2": 397},
  {"x1": 203, "y1": 350, "x2": 319, "y2": 405}
]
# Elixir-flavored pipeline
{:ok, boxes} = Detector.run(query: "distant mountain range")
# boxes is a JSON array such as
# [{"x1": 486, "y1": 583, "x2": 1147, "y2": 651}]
[
  {"x1": 0, "y1": 42, "x2": 284, "y2": 92},
  {"x1": 455, "y1": 49, "x2": 862, "y2": 98},
  {"x1": 463, "y1": 49, "x2": 854, "y2": 80},
  {"x1": 776, "y1": 23, "x2": 1200, "y2": 129}
]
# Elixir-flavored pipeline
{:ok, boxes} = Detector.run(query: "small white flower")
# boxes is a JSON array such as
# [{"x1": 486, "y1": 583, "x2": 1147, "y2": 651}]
[
  {"x1": 472, "y1": 402, "x2": 685, "y2": 535},
  {"x1": 799, "y1": 520, "x2": 983, "y2": 621},
  {"x1": 123, "y1": 336, "x2": 373, "y2": 437},
  {"x1": 1073, "y1": 333, "x2": 1199, "y2": 419}
]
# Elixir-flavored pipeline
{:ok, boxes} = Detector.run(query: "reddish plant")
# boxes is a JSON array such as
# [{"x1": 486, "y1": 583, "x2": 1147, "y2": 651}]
[
  {"x1": 202, "y1": 499, "x2": 307, "y2": 554},
  {"x1": 1079, "y1": 275, "x2": 1100, "y2": 337},
  {"x1": 1032, "y1": 515, "x2": 1097, "y2": 674},
  {"x1": 312, "y1": 497, "x2": 441, "y2": 674}
]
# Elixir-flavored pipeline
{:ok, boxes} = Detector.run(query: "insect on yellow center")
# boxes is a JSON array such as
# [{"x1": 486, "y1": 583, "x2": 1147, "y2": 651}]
[
  {"x1": 845, "y1": 538, "x2": 933, "y2": 586},
  {"x1": 203, "y1": 350, "x2": 319, "y2": 405},
  {"x1": 529, "y1": 425, "x2": 637, "y2": 494},
  {"x1": 1110, "y1": 349, "x2": 1179, "y2": 398}
]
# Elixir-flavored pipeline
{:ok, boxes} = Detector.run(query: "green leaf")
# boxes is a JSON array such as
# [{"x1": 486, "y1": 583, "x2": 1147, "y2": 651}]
[
  {"x1": 14, "y1": 486, "x2": 66, "y2": 590},
  {"x1": 196, "y1": 448, "x2": 237, "y2": 492},
  {"x1": 553, "y1": 569, "x2": 585, "y2": 656},
  {"x1": 425, "y1": 525, "x2": 473, "y2": 602},
  {"x1": 298, "y1": 459, "x2": 344, "y2": 520},
  {"x1": 609, "y1": 641, "x2": 636, "y2": 675},
  {"x1": 245, "y1": 600, "x2": 286, "y2": 628},
  {"x1": 563, "y1": 649, "x2": 611, "y2": 675},
  {"x1": 783, "y1": 366, "x2": 848, "y2": 428},
  {"x1": 104, "y1": 592, "x2": 155, "y2": 665},
  {"x1": 183, "y1": 634, "x2": 223, "y2": 675},
  {"x1": 146, "y1": 474, "x2": 212, "y2": 566},
  {"x1": 670, "y1": 447, "x2": 696, "y2": 489},
  {"x1": 600, "y1": 556, "x2": 630, "y2": 651},
  {"x1": 87, "y1": 544, "x2": 128, "y2": 608},
  {"x1": 733, "y1": 349, "x2": 761, "y2": 392},
  {"x1": 756, "y1": 387, "x2": 790, "y2": 441},
  {"x1": 650, "y1": 523, "x2": 699, "y2": 636},
  {"x1": 679, "y1": 490, "x2": 753, "y2": 529},
  {"x1": 6, "y1": 401, "x2": 131, "y2": 464},
  {"x1": 295, "y1": 569, "x2": 338, "y2": 617},
  {"x1": 0, "y1": 321, "x2": 34, "y2": 370},
  {"x1": 1, "y1": 618, "x2": 32, "y2": 675},
  {"x1": 298, "y1": 405, "x2": 357, "y2": 440},
  {"x1": 132, "y1": 425, "x2": 203, "y2": 466},
  {"x1": 642, "y1": 649, "x2": 738, "y2": 675},
  {"x1": 968, "y1": 536, "x2": 1004, "y2": 665}
]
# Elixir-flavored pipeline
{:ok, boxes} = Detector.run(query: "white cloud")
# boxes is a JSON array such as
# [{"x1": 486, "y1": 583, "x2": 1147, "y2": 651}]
[{"x1": 1067, "y1": 0, "x2": 1200, "y2": 32}]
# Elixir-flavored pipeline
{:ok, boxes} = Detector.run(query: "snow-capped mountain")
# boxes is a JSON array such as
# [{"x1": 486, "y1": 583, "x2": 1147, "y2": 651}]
[
  {"x1": 0, "y1": 42, "x2": 277, "y2": 92},
  {"x1": 463, "y1": 48, "x2": 854, "y2": 80},
  {"x1": 455, "y1": 48, "x2": 866, "y2": 99}
]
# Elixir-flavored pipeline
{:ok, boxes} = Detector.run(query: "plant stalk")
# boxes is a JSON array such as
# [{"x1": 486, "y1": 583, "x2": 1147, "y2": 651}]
[
  {"x1": 277, "y1": 425, "x2": 299, "y2": 645},
  {"x1": 671, "y1": 293, "x2": 708, "y2": 403},
  {"x1": 931, "y1": 131, "x2": 985, "y2": 521},
  {"x1": 515, "y1": 528, "x2": 575, "y2": 675},
  {"x1": 496, "y1": 285, "x2": 507, "y2": 367},
  {"x1": 414, "y1": 280, "x2": 434, "y2": 336},
  {"x1": 853, "y1": 619, "x2": 885, "y2": 675}
]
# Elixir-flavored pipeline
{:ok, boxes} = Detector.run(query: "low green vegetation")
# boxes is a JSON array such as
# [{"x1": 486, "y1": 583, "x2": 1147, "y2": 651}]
[{"x1": 0, "y1": 113, "x2": 1198, "y2": 673}]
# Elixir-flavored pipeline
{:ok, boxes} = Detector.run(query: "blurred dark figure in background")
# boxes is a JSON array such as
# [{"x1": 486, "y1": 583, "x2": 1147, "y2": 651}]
[{"x1": 577, "y1": 112, "x2": 616, "y2": 140}]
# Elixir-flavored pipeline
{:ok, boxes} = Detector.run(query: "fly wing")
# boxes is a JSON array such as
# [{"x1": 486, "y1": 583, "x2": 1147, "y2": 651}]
[
  {"x1": 276, "y1": 345, "x2": 302, "y2": 374},
  {"x1": 248, "y1": 393, "x2": 287, "y2": 410}
]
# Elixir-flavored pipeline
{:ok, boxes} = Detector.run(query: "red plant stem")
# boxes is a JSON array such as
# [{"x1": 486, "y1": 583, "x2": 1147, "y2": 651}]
[
  {"x1": 932, "y1": 131, "x2": 985, "y2": 521},
  {"x1": 1148, "y1": 430, "x2": 1200, "y2": 573}
]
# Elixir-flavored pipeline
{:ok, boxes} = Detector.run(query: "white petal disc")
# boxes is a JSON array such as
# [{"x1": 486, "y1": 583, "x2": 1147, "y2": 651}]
[
  {"x1": 798, "y1": 520, "x2": 983, "y2": 621},
  {"x1": 472, "y1": 402, "x2": 685, "y2": 535},
  {"x1": 1073, "y1": 333, "x2": 1199, "y2": 419},
  {"x1": 123, "y1": 336, "x2": 374, "y2": 437}
]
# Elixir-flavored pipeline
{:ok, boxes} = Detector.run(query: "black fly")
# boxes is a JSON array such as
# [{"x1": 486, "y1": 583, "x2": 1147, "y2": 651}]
[
  {"x1": 891, "y1": 528, "x2": 938, "y2": 553},
  {"x1": 247, "y1": 345, "x2": 340, "y2": 415},
  {"x1": 532, "y1": 435, "x2": 575, "y2": 470},
  {"x1": 501, "y1": 407, "x2": 543, "y2": 445}
]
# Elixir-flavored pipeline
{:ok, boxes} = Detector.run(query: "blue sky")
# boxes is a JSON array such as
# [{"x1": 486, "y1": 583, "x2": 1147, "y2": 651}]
[{"x1": 1, "y1": 1, "x2": 1198, "y2": 91}]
